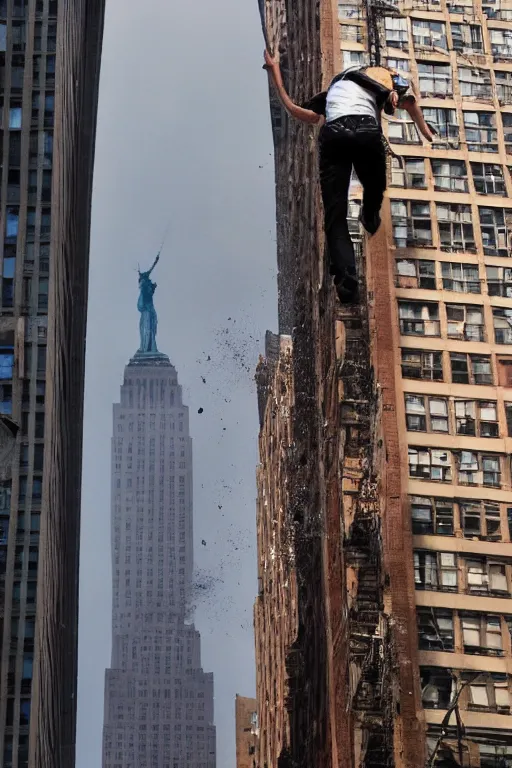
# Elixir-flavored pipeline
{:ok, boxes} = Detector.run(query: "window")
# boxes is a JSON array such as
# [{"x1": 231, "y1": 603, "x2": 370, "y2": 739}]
[
  {"x1": 462, "y1": 614, "x2": 503, "y2": 655},
  {"x1": 447, "y1": 0, "x2": 473, "y2": 11},
  {"x1": 398, "y1": 301, "x2": 440, "y2": 336},
  {"x1": 484, "y1": 0, "x2": 512, "y2": 19},
  {"x1": 466, "y1": 557, "x2": 508, "y2": 594},
  {"x1": 422, "y1": 107, "x2": 459, "y2": 144},
  {"x1": 446, "y1": 304, "x2": 485, "y2": 342},
  {"x1": 459, "y1": 67, "x2": 493, "y2": 100},
  {"x1": 442, "y1": 262, "x2": 480, "y2": 293},
  {"x1": 414, "y1": 550, "x2": 457, "y2": 591},
  {"x1": 431, "y1": 159, "x2": 467, "y2": 192},
  {"x1": 412, "y1": 19, "x2": 447, "y2": 49},
  {"x1": 417, "y1": 62, "x2": 452, "y2": 96},
  {"x1": 450, "y1": 353, "x2": 493, "y2": 385},
  {"x1": 395, "y1": 259, "x2": 436, "y2": 289},
  {"x1": 408, "y1": 447, "x2": 452, "y2": 481},
  {"x1": 506, "y1": 402, "x2": 512, "y2": 435},
  {"x1": 387, "y1": 111, "x2": 421, "y2": 144},
  {"x1": 339, "y1": 23, "x2": 363, "y2": 43},
  {"x1": 0, "y1": 346, "x2": 14, "y2": 380},
  {"x1": 386, "y1": 57, "x2": 410, "y2": 73},
  {"x1": 462, "y1": 500, "x2": 501, "y2": 539},
  {"x1": 493, "y1": 308, "x2": 512, "y2": 344},
  {"x1": 497, "y1": 357, "x2": 512, "y2": 387},
  {"x1": 466, "y1": 673, "x2": 510, "y2": 712},
  {"x1": 498, "y1": 72, "x2": 512, "y2": 106},
  {"x1": 390, "y1": 157, "x2": 426, "y2": 188},
  {"x1": 391, "y1": 201, "x2": 432, "y2": 246},
  {"x1": 411, "y1": 496, "x2": 454, "y2": 535},
  {"x1": 464, "y1": 111, "x2": 498, "y2": 152},
  {"x1": 338, "y1": 2, "x2": 363, "y2": 20},
  {"x1": 451, "y1": 23, "x2": 483, "y2": 52},
  {"x1": 455, "y1": 400, "x2": 499, "y2": 437},
  {"x1": 487, "y1": 264, "x2": 512, "y2": 298},
  {"x1": 490, "y1": 28, "x2": 512, "y2": 60},
  {"x1": 479, "y1": 207, "x2": 511, "y2": 256},
  {"x1": 420, "y1": 667, "x2": 453, "y2": 709},
  {"x1": 417, "y1": 607, "x2": 454, "y2": 650},
  {"x1": 342, "y1": 50, "x2": 368, "y2": 69},
  {"x1": 405, "y1": 394, "x2": 448, "y2": 432},
  {"x1": 437, "y1": 204, "x2": 476, "y2": 253},
  {"x1": 472, "y1": 163, "x2": 506, "y2": 195},
  {"x1": 504, "y1": 113, "x2": 512, "y2": 155},
  {"x1": 457, "y1": 451, "x2": 502, "y2": 487},
  {"x1": 5, "y1": 207, "x2": 18, "y2": 243},
  {"x1": 401, "y1": 349, "x2": 443, "y2": 381},
  {"x1": 384, "y1": 16, "x2": 408, "y2": 48},
  {"x1": 0, "y1": 383, "x2": 12, "y2": 415}
]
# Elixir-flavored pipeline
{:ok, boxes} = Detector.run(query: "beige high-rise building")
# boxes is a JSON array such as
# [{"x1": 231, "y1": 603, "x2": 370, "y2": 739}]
[
  {"x1": 235, "y1": 695, "x2": 258, "y2": 768},
  {"x1": 255, "y1": 0, "x2": 512, "y2": 765}
]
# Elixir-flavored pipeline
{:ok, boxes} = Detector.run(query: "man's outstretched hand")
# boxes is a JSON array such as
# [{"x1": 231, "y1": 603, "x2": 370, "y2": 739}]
[{"x1": 263, "y1": 49, "x2": 278, "y2": 71}]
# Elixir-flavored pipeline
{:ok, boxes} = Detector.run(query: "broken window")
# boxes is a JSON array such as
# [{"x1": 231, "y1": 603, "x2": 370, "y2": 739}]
[
  {"x1": 461, "y1": 500, "x2": 501, "y2": 540},
  {"x1": 455, "y1": 400, "x2": 499, "y2": 438},
  {"x1": 456, "y1": 451, "x2": 502, "y2": 487},
  {"x1": 437, "y1": 204, "x2": 476, "y2": 253},
  {"x1": 479, "y1": 207, "x2": 512, "y2": 256},
  {"x1": 493, "y1": 308, "x2": 512, "y2": 345},
  {"x1": 420, "y1": 667, "x2": 454, "y2": 709},
  {"x1": 391, "y1": 200, "x2": 432, "y2": 246},
  {"x1": 338, "y1": 2, "x2": 363, "y2": 20},
  {"x1": 388, "y1": 110, "x2": 421, "y2": 144},
  {"x1": 423, "y1": 107, "x2": 459, "y2": 145},
  {"x1": 391, "y1": 157, "x2": 426, "y2": 189},
  {"x1": 417, "y1": 607, "x2": 454, "y2": 650},
  {"x1": 401, "y1": 349, "x2": 443, "y2": 381},
  {"x1": 459, "y1": 67, "x2": 493, "y2": 100},
  {"x1": 414, "y1": 550, "x2": 457, "y2": 591},
  {"x1": 465, "y1": 672, "x2": 511, "y2": 712},
  {"x1": 451, "y1": 23, "x2": 483, "y2": 52},
  {"x1": 464, "y1": 111, "x2": 498, "y2": 152},
  {"x1": 396, "y1": 258, "x2": 435, "y2": 289},
  {"x1": 411, "y1": 496, "x2": 454, "y2": 535},
  {"x1": 450, "y1": 353, "x2": 493, "y2": 385},
  {"x1": 446, "y1": 304, "x2": 485, "y2": 341},
  {"x1": 462, "y1": 613, "x2": 503, "y2": 655},
  {"x1": 405, "y1": 395, "x2": 448, "y2": 432},
  {"x1": 466, "y1": 557, "x2": 508, "y2": 595},
  {"x1": 386, "y1": 57, "x2": 410, "y2": 73},
  {"x1": 471, "y1": 162, "x2": 506, "y2": 195},
  {"x1": 398, "y1": 301, "x2": 440, "y2": 336},
  {"x1": 442, "y1": 262, "x2": 480, "y2": 293},
  {"x1": 340, "y1": 23, "x2": 364, "y2": 43},
  {"x1": 408, "y1": 447, "x2": 452, "y2": 481},
  {"x1": 413, "y1": 20, "x2": 447, "y2": 50},
  {"x1": 418, "y1": 62, "x2": 452, "y2": 96},
  {"x1": 487, "y1": 265, "x2": 512, "y2": 297},
  {"x1": 432, "y1": 159, "x2": 467, "y2": 192}
]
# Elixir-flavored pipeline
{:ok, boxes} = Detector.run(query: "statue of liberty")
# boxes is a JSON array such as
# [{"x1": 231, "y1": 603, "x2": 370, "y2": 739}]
[{"x1": 137, "y1": 255, "x2": 160, "y2": 354}]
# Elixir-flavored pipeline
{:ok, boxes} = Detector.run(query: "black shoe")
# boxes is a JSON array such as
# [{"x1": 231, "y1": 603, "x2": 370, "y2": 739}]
[
  {"x1": 360, "y1": 211, "x2": 381, "y2": 236},
  {"x1": 334, "y1": 274, "x2": 360, "y2": 305}
]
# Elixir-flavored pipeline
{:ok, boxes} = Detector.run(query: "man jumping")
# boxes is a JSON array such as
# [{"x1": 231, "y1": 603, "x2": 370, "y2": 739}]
[{"x1": 263, "y1": 50, "x2": 434, "y2": 303}]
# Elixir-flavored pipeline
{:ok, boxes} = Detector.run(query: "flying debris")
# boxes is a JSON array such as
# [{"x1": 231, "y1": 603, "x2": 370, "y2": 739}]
[
  {"x1": 201, "y1": 540, "x2": 206, "y2": 546},
  {"x1": 198, "y1": 407, "x2": 204, "y2": 414}
]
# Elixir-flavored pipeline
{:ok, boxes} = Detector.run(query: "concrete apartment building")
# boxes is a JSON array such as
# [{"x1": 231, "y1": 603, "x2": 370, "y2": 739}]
[
  {"x1": 234, "y1": 695, "x2": 258, "y2": 768},
  {"x1": 102, "y1": 338, "x2": 216, "y2": 768},
  {"x1": 255, "y1": 0, "x2": 512, "y2": 765},
  {"x1": 0, "y1": 2, "x2": 105, "y2": 768}
]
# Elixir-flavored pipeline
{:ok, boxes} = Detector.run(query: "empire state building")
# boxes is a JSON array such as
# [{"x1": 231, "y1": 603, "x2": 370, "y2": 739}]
[{"x1": 102, "y1": 259, "x2": 216, "y2": 768}]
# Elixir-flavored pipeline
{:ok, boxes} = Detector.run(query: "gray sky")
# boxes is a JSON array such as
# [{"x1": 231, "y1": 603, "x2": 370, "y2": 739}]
[{"x1": 76, "y1": 2, "x2": 277, "y2": 766}]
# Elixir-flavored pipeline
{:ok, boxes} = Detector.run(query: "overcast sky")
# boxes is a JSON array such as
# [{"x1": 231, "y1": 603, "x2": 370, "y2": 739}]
[{"x1": 76, "y1": 2, "x2": 277, "y2": 766}]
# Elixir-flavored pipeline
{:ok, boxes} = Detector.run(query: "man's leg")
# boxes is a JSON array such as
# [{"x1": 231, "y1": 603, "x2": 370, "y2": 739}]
[
  {"x1": 319, "y1": 132, "x2": 355, "y2": 281},
  {"x1": 352, "y1": 130, "x2": 387, "y2": 235}
]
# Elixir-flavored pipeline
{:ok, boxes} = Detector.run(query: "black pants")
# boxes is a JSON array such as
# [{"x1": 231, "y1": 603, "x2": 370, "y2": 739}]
[{"x1": 319, "y1": 115, "x2": 387, "y2": 281}]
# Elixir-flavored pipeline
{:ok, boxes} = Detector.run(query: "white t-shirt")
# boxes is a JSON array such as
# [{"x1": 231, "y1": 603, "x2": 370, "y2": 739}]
[{"x1": 325, "y1": 78, "x2": 378, "y2": 123}]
